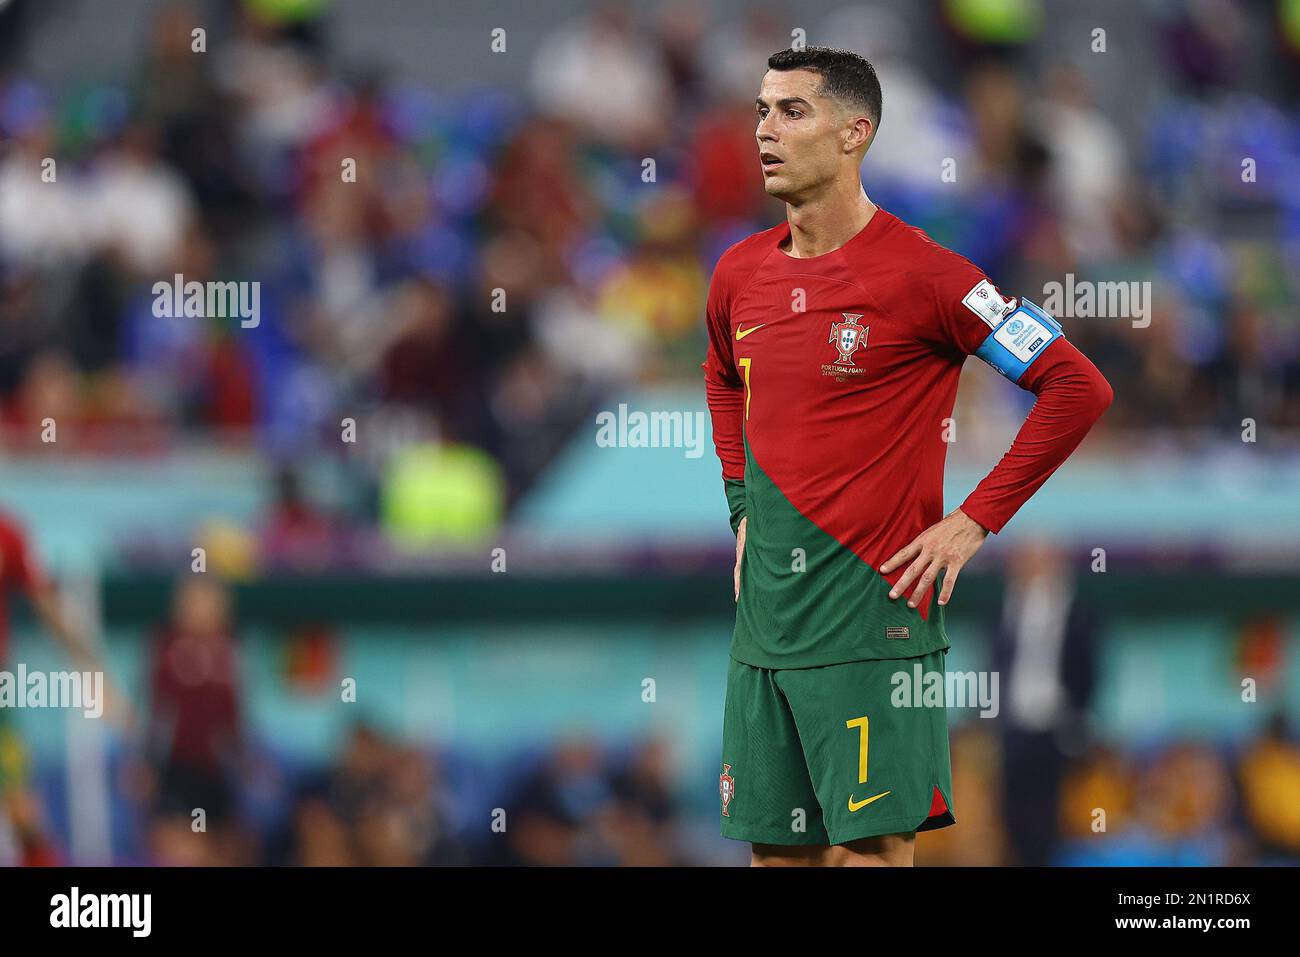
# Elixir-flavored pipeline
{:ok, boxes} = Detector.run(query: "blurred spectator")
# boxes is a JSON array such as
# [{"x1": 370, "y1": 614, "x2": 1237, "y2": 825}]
[
  {"x1": 144, "y1": 576, "x2": 246, "y2": 864},
  {"x1": 92, "y1": 122, "x2": 198, "y2": 277},
  {"x1": 1035, "y1": 63, "x2": 1127, "y2": 267},
  {"x1": 492, "y1": 739, "x2": 619, "y2": 866},
  {"x1": 1236, "y1": 712, "x2": 1300, "y2": 863},
  {"x1": 1059, "y1": 744, "x2": 1136, "y2": 842},
  {"x1": 377, "y1": 278, "x2": 472, "y2": 424},
  {"x1": 992, "y1": 538, "x2": 1099, "y2": 866},
  {"x1": 380, "y1": 439, "x2": 505, "y2": 547},
  {"x1": 272, "y1": 723, "x2": 467, "y2": 866},
  {"x1": 529, "y1": 3, "x2": 673, "y2": 151},
  {"x1": 1059, "y1": 742, "x2": 1237, "y2": 866},
  {"x1": 606, "y1": 738, "x2": 689, "y2": 866}
]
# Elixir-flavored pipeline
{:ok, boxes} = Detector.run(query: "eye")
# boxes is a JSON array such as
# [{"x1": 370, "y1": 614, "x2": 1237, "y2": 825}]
[{"x1": 786, "y1": 109, "x2": 803, "y2": 119}]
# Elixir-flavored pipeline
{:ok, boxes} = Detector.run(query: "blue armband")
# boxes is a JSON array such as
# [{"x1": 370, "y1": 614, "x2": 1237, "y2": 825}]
[{"x1": 973, "y1": 298, "x2": 1063, "y2": 383}]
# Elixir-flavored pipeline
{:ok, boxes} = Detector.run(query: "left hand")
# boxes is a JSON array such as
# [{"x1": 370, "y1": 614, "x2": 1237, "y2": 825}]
[{"x1": 880, "y1": 508, "x2": 989, "y2": 608}]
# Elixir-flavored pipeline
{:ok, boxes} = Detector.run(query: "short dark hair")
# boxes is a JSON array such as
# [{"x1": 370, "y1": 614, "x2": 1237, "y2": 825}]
[{"x1": 766, "y1": 46, "x2": 882, "y2": 136}]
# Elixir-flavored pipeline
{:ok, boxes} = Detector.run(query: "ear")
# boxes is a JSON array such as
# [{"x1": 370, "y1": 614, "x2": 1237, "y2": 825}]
[{"x1": 846, "y1": 116, "x2": 874, "y2": 154}]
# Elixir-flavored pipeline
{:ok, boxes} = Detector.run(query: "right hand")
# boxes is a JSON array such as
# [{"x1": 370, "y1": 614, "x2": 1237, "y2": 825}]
[{"x1": 734, "y1": 516, "x2": 747, "y2": 602}]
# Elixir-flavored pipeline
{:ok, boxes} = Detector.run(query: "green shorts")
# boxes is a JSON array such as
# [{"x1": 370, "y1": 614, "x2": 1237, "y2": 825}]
[{"x1": 720, "y1": 649, "x2": 955, "y2": 846}]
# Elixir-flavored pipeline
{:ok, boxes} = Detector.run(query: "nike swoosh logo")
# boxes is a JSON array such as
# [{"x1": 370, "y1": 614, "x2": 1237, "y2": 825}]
[
  {"x1": 735, "y1": 324, "x2": 766, "y2": 340},
  {"x1": 848, "y1": 791, "x2": 891, "y2": 812}
]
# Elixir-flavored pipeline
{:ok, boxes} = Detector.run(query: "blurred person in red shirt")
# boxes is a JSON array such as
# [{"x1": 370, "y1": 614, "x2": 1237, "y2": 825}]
[
  {"x1": 687, "y1": 100, "x2": 770, "y2": 227},
  {"x1": 2, "y1": 350, "x2": 84, "y2": 451},
  {"x1": 378, "y1": 277, "x2": 473, "y2": 421},
  {"x1": 143, "y1": 576, "x2": 246, "y2": 864}
]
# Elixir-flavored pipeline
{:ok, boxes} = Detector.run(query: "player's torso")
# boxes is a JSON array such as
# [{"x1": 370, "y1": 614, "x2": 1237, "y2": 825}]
[
  {"x1": 729, "y1": 256, "x2": 960, "y2": 516},
  {"x1": 718, "y1": 220, "x2": 980, "y2": 664}
]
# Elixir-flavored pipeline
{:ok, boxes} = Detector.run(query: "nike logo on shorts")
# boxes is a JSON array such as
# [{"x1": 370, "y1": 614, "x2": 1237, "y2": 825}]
[{"x1": 848, "y1": 790, "x2": 891, "y2": 812}]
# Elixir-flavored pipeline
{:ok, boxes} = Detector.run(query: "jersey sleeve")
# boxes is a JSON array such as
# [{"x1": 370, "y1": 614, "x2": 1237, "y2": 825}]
[
  {"x1": 923, "y1": 251, "x2": 1022, "y2": 359},
  {"x1": 701, "y1": 255, "x2": 747, "y2": 535},
  {"x1": 921, "y1": 250, "x2": 1113, "y2": 534}
]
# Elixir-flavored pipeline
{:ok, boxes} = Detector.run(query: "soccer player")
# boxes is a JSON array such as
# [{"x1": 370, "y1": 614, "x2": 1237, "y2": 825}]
[
  {"x1": 703, "y1": 48, "x2": 1113, "y2": 867},
  {"x1": 0, "y1": 509, "x2": 127, "y2": 865}
]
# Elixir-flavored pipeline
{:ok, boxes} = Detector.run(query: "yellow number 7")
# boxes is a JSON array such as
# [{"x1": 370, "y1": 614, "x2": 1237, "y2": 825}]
[
  {"x1": 846, "y1": 715, "x2": 870, "y2": 784},
  {"x1": 737, "y1": 357, "x2": 752, "y2": 420}
]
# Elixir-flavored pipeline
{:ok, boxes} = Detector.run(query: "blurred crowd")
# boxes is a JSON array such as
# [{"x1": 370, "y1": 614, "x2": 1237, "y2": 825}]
[
  {"x1": 168, "y1": 719, "x2": 1300, "y2": 867},
  {"x1": 123, "y1": 575, "x2": 696, "y2": 865},
  {"x1": 1, "y1": 566, "x2": 1295, "y2": 866},
  {"x1": 82, "y1": 571, "x2": 1300, "y2": 867},
  {"x1": 2, "y1": 0, "x2": 1300, "y2": 530},
  {"x1": 922, "y1": 714, "x2": 1300, "y2": 867}
]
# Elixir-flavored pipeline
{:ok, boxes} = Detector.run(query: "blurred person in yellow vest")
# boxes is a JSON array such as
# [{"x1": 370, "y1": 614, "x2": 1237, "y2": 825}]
[{"x1": 381, "y1": 441, "x2": 504, "y2": 549}]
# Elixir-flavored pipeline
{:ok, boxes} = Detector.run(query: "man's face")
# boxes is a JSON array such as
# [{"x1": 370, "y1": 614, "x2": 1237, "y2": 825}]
[{"x1": 755, "y1": 69, "x2": 852, "y2": 203}]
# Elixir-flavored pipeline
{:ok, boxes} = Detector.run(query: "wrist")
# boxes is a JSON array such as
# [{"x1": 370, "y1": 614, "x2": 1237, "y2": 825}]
[{"x1": 954, "y1": 507, "x2": 990, "y2": 536}]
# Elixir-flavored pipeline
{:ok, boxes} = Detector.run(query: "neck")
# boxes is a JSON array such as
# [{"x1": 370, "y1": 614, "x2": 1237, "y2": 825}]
[{"x1": 783, "y1": 178, "x2": 877, "y2": 258}]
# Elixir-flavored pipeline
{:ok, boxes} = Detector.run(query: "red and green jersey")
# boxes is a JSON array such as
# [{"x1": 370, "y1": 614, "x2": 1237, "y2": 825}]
[{"x1": 702, "y1": 208, "x2": 1111, "y2": 669}]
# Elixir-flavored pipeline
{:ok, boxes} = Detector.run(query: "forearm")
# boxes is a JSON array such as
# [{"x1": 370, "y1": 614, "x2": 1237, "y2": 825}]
[{"x1": 960, "y1": 340, "x2": 1113, "y2": 534}]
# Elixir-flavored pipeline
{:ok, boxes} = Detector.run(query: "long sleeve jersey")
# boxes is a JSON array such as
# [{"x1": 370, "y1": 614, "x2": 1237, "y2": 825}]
[{"x1": 703, "y1": 207, "x2": 1112, "y2": 669}]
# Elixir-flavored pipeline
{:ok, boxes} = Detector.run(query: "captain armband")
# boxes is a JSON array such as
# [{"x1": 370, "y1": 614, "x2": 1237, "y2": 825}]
[{"x1": 973, "y1": 298, "x2": 1063, "y2": 384}]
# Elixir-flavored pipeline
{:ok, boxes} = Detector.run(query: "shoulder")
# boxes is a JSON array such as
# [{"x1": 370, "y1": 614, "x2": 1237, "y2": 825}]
[
  {"x1": 707, "y1": 223, "x2": 782, "y2": 308},
  {"x1": 874, "y1": 211, "x2": 986, "y2": 289},
  {"x1": 713, "y1": 224, "x2": 782, "y2": 279},
  {"x1": 867, "y1": 211, "x2": 1017, "y2": 347},
  {"x1": 715, "y1": 224, "x2": 783, "y2": 270}
]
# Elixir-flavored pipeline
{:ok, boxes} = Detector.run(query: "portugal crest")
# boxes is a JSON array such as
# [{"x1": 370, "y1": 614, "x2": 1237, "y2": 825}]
[
  {"x1": 719, "y1": 764, "x2": 736, "y2": 816},
  {"x1": 829, "y1": 314, "x2": 868, "y2": 367}
]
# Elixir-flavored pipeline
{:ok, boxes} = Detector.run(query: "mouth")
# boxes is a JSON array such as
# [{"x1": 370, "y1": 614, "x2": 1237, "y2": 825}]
[{"x1": 760, "y1": 151, "x2": 784, "y2": 174}]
